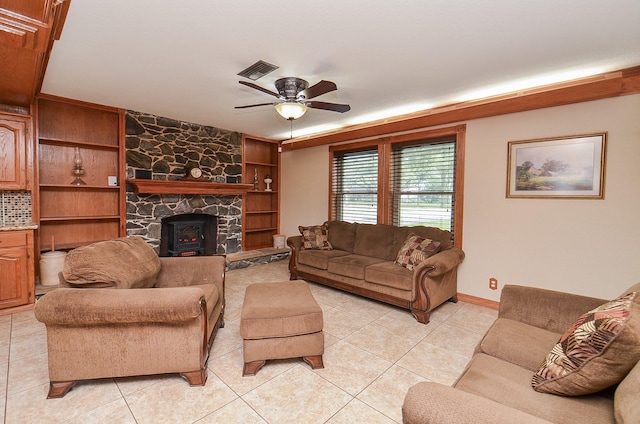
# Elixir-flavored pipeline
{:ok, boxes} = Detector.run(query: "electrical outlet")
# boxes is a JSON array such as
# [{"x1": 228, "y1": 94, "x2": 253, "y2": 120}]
[{"x1": 489, "y1": 278, "x2": 498, "y2": 290}]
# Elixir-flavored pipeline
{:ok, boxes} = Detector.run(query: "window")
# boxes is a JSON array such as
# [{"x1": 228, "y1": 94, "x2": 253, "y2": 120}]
[
  {"x1": 330, "y1": 125, "x2": 465, "y2": 246},
  {"x1": 390, "y1": 140, "x2": 456, "y2": 231},
  {"x1": 331, "y1": 148, "x2": 378, "y2": 224}
]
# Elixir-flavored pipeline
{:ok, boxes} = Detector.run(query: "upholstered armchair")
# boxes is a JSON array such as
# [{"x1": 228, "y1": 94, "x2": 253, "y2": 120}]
[{"x1": 34, "y1": 237, "x2": 225, "y2": 398}]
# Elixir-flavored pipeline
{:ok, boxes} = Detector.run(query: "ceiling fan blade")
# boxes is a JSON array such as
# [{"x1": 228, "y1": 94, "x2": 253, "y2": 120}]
[
  {"x1": 234, "y1": 102, "x2": 274, "y2": 109},
  {"x1": 305, "y1": 80, "x2": 337, "y2": 99},
  {"x1": 307, "y1": 101, "x2": 351, "y2": 113},
  {"x1": 239, "y1": 81, "x2": 280, "y2": 98}
]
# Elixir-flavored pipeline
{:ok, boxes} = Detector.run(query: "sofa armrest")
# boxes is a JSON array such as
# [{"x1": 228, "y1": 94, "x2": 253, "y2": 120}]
[
  {"x1": 499, "y1": 285, "x2": 606, "y2": 334},
  {"x1": 155, "y1": 255, "x2": 225, "y2": 289},
  {"x1": 287, "y1": 235, "x2": 303, "y2": 251},
  {"x1": 402, "y1": 382, "x2": 551, "y2": 424},
  {"x1": 34, "y1": 287, "x2": 206, "y2": 326},
  {"x1": 287, "y1": 235, "x2": 303, "y2": 279},
  {"x1": 414, "y1": 247, "x2": 465, "y2": 277}
]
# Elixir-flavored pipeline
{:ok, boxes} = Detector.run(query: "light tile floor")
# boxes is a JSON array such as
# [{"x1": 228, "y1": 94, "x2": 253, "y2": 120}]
[{"x1": 1, "y1": 260, "x2": 498, "y2": 423}]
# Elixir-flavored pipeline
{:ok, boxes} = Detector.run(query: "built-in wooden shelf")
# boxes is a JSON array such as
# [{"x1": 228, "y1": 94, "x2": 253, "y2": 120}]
[{"x1": 127, "y1": 179, "x2": 254, "y2": 195}]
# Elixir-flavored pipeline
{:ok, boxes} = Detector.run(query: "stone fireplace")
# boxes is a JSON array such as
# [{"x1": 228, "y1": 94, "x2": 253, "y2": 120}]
[{"x1": 125, "y1": 110, "x2": 244, "y2": 254}]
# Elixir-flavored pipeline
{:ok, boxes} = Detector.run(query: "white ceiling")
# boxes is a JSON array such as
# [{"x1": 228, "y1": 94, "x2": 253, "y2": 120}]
[{"x1": 41, "y1": 0, "x2": 640, "y2": 142}]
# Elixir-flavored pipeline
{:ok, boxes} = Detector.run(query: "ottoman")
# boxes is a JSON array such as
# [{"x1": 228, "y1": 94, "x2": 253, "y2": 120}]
[{"x1": 240, "y1": 280, "x2": 324, "y2": 376}]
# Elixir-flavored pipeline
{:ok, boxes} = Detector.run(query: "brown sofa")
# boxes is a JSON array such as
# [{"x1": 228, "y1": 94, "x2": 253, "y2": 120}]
[
  {"x1": 288, "y1": 220, "x2": 465, "y2": 324},
  {"x1": 34, "y1": 237, "x2": 225, "y2": 398},
  {"x1": 402, "y1": 283, "x2": 640, "y2": 423}
]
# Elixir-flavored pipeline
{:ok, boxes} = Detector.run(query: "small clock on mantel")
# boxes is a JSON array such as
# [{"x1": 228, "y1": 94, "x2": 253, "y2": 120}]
[{"x1": 183, "y1": 166, "x2": 205, "y2": 181}]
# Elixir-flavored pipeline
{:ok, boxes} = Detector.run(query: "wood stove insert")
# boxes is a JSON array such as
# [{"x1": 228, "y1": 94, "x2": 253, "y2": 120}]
[{"x1": 159, "y1": 213, "x2": 217, "y2": 257}]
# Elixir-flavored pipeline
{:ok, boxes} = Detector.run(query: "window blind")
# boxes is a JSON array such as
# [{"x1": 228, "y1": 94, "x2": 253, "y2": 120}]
[
  {"x1": 332, "y1": 149, "x2": 378, "y2": 223},
  {"x1": 390, "y1": 140, "x2": 456, "y2": 233}
]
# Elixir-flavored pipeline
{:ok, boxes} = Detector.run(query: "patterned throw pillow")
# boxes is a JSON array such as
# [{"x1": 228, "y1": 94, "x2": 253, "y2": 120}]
[
  {"x1": 532, "y1": 291, "x2": 640, "y2": 396},
  {"x1": 394, "y1": 233, "x2": 441, "y2": 271},
  {"x1": 298, "y1": 225, "x2": 333, "y2": 250}
]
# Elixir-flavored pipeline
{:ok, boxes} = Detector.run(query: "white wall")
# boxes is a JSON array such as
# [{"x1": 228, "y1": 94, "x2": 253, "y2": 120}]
[
  {"x1": 281, "y1": 94, "x2": 640, "y2": 302},
  {"x1": 281, "y1": 145, "x2": 332, "y2": 230}
]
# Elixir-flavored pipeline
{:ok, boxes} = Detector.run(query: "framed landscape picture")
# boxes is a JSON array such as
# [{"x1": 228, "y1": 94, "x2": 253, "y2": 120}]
[{"x1": 506, "y1": 133, "x2": 607, "y2": 199}]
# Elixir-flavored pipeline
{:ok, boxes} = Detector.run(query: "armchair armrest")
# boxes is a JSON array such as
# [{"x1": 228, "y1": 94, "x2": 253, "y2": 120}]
[
  {"x1": 402, "y1": 382, "x2": 550, "y2": 424},
  {"x1": 499, "y1": 285, "x2": 606, "y2": 334},
  {"x1": 155, "y1": 255, "x2": 225, "y2": 288},
  {"x1": 35, "y1": 287, "x2": 206, "y2": 326},
  {"x1": 414, "y1": 247, "x2": 465, "y2": 277}
]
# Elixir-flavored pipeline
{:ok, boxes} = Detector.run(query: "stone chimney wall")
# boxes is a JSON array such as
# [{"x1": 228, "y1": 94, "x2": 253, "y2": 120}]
[{"x1": 125, "y1": 110, "x2": 243, "y2": 254}]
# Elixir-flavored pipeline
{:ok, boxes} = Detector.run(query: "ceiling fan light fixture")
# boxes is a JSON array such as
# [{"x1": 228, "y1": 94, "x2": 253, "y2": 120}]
[{"x1": 275, "y1": 102, "x2": 307, "y2": 120}]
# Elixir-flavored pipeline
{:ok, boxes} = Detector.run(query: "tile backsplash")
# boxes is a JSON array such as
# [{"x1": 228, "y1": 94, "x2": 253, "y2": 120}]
[{"x1": 1, "y1": 191, "x2": 32, "y2": 226}]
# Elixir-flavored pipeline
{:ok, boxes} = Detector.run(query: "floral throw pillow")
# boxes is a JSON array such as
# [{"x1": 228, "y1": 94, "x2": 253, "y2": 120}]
[
  {"x1": 298, "y1": 225, "x2": 333, "y2": 250},
  {"x1": 532, "y1": 291, "x2": 640, "y2": 396},
  {"x1": 394, "y1": 233, "x2": 441, "y2": 271}
]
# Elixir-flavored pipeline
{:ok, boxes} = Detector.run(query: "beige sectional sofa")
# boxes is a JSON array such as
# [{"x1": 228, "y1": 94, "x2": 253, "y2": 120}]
[
  {"x1": 402, "y1": 283, "x2": 640, "y2": 423},
  {"x1": 287, "y1": 220, "x2": 465, "y2": 324}
]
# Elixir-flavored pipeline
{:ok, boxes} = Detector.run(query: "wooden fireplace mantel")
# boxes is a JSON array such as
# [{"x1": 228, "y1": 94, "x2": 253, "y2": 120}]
[{"x1": 127, "y1": 179, "x2": 255, "y2": 195}]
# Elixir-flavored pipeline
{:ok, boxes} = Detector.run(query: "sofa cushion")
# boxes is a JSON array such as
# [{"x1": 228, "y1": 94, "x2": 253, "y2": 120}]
[
  {"x1": 327, "y1": 254, "x2": 386, "y2": 280},
  {"x1": 352, "y1": 223, "x2": 397, "y2": 260},
  {"x1": 298, "y1": 249, "x2": 350, "y2": 270},
  {"x1": 456, "y1": 353, "x2": 615, "y2": 424},
  {"x1": 364, "y1": 261, "x2": 413, "y2": 291},
  {"x1": 532, "y1": 291, "x2": 640, "y2": 396},
  {"x1": 394, "y1": 233, "x2": 442, "y2": 271},
  {"x1": 190, "y1": 283, "x2": 220, "y2": 317},
  {"x1": 326, "y1": 220, "x2": 358, "y2": 252},
  {"x1": 478, "y1": 318, "x2": 561, "y2": 371},
  {"x1": 63, "y1": 236, "x2": 160, "y2": 289},
  {"x1": 614, "y1": 359, "x2": 640, "y2": 423},
  {"x1": 299, "y1": 224, "x2": 333, "y2": 250}
]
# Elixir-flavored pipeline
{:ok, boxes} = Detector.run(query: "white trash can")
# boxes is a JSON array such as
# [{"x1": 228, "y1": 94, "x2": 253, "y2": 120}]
[
  {"x1": 39, "y1": 251, "x2": 67, "y2": 286},
  {"x1": 273, "y1": 234, "x2": 286, "y2": 249}
]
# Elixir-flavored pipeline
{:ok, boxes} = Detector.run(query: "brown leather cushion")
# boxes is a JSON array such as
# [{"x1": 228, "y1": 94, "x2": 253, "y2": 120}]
[
  {"x1": 63, "y1": 236, "x2": 160, "y2": 289},
  {"x1": 241, "y1": 280, "x2": 323, "y2": 340}
]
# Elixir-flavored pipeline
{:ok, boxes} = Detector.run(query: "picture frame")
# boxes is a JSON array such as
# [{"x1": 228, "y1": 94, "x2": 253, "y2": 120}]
[{"x1": 506, "y1": 133, "x2": 607, "y2": 199}]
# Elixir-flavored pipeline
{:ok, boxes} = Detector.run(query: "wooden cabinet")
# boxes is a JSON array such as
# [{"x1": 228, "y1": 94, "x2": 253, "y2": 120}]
[
  {"x1": 0, "y1": 113, "x2": 31, "y2": 189},
  {"x1": 0, "y1": 230, "x2": 34, "y2": 310},
  {"x1": 35, "y1": 95, "x2": 125, "y2": 253},
  {"x1": 0, "y1": 0, "x2": 69, "y2": 109},
  {"x1": 242, "y1": 135, "x2": 281, "y2": 250}
]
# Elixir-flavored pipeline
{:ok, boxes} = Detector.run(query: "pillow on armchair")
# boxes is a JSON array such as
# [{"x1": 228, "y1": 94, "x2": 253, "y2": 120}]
[
  {"x1": 532, "y1": 290, "x2": 640, "y2": 396},
  {"x1": 62, "y1": 236, "x2": 161, "y2": 289}
]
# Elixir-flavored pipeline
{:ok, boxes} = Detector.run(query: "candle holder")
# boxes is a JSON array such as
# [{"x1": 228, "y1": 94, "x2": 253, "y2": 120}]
[
  {"x1": 253, "y1": 168, "x2": 259, "y2": 191},
  {"x1": 71, "y1": 147, "x2": 87, "y2": 185},
  {"x1": 264, "y1": 175, "x2": 272, "y2": 191}
]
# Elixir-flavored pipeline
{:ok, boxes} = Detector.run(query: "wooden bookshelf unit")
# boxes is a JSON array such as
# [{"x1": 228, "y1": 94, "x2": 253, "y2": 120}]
[
  {"x1": 35, "y1": 95, "x2": 125, "y2": 254},
  {"x1": 242, "y1": 135, "x2": 281, "y2": 250}
]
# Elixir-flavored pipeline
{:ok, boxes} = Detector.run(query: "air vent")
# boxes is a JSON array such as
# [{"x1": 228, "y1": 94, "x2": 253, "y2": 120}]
[{"x1": 237, "y1": 60, "x2": 279, "y2": 81}]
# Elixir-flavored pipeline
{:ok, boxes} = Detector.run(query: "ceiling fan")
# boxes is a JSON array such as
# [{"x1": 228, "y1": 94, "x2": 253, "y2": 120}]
[{"x1": 235, "y1": 77, "x2": 351, "y2": 120}]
